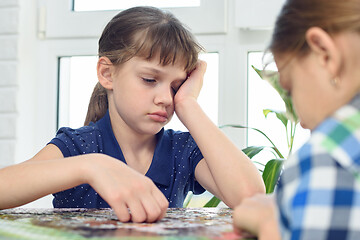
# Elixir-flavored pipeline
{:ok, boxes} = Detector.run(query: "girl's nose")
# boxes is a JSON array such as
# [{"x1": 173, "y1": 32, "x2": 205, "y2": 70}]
[{"x1": 154, "y1": 87, "x2": 173, "y2": 106}]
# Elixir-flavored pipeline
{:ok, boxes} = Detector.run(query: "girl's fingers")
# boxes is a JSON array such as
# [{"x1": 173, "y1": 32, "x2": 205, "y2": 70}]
[
  {"x1": 127, "y1": 198, "x2": 147, "y2": 223},
  {"x1": 140, "y1": 194, "x2": 163, "y2": 223},
  {"x1": 196, "y1": 60, "x2": 207, "y2": 76},
  {"x1": 232, "y1": 194, "x2": 276, "y2": 236},
  {"x1": 89, "y1": 159, "x2": 168, "y2": 223},
  {"x1": 108, "y1": 187, "x2": 167, "y2": 223},
  {"x1": 112, "y1": 202, "x2": 131, "y2": 222},
  {"x1": 188, "y1": 61, "x2": 206, "y2": 85},
  {"x1": 137, "y1": 186, "x2": 168, "y2": 222},
  {"x1": 175, "y1": 60, "x2": 207, "y2": 103},
  {"x1": 233, "y1": 204, "x2": 258, "y2": 235},
  {"x1": 151, "y1": 188, "x2": 169, "y2": 221},
  {"x1": 152, "y1": 187, "x2": 169, "y2": 209}
]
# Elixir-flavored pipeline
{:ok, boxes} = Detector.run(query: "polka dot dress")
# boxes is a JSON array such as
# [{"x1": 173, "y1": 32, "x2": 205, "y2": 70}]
[{"x1": 49, "y1": 111, "x2": 205, "y2": 208}]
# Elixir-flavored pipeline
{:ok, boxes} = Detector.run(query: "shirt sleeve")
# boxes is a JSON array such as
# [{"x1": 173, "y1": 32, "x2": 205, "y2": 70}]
[
  {"x1": 48, "y1": 126, "x2": 103, "y2": 158},
  {"x1": 276, "y1": 153, "x2": 360, "y2": 240},
  {"x1": 48, "y1": 127, "x2": 78, "y2": 157}
]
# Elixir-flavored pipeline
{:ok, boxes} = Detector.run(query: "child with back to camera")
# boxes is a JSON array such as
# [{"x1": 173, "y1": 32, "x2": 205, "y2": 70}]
[
  {"x1": 233, "y1": 0, "x2": 360, "y2": 239},
  {"x1": 0, "y1": 6, "x2": 265, "y2": 223}
]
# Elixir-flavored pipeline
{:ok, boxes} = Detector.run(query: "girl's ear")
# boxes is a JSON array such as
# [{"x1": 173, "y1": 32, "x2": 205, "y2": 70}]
[
  {"x1": 305, "y1": 27, "x2": 341, "y2": 77},
  {"x1": 97, "y1": 57, "x2": 114, "y2": 90}
]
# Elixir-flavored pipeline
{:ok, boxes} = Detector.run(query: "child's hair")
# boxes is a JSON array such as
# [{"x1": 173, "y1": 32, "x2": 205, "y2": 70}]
[
  {"x1": 84, "y1": 6, "x2": 203, "y2": 125},
  {"x1": 269, "y1": 0, "x2": 360, "y2": 59}
]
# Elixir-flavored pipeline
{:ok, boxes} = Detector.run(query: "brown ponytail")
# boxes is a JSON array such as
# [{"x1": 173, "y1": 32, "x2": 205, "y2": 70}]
[{"x1": 84, "y1": 82, "x2": 108, "y2": 126}]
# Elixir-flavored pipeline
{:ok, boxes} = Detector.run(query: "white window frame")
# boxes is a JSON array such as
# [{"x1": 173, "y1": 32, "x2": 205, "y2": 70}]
[
  {"x1": 39, "y1": 0, "x2": 227, "y2": 39},
  {"x1": 235, "y1": 0, "x2": 286, "y2": 30}
]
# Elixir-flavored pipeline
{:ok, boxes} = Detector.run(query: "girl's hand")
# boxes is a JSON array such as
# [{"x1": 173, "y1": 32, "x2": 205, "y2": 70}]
[
  {"x1": 232, "y1": 194, "x2": 281, "y2": 240},
  {"x1": 174, "y1": 60, "x2": 207, "y2": 107},
  {"x1": 85, "y1": 154, "x2": 169, "y2": 223}
]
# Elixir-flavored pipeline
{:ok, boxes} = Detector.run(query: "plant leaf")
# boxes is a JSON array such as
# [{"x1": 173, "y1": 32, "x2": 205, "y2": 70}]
[
  {"x1": 263, "y1": 109, "x2": 289, "y2": 128},
  {"x1": 263, "y1": 109, "x2": 272, "y2": 118},
  {"x1": 221, "y1": 124, "x2": 284, "y2": 159},
  {"x1": 252, "y1": 65, "x2": 298, "y2": 123},
  {"x1": 275, "y1": 112, "x2": 289, "y2": 128},
  {"x1": 242, "y1": 146, "x2": 266, "y2": 159},
  {"x1": 203, "y1": 196, "x2": 221, "y2": 207},
  {"x1": 262, "y1": 159, "x2": 284, "y2": 193},
  {"x1": 183, "y1": 191, "x2": 193, "y2": 208}
]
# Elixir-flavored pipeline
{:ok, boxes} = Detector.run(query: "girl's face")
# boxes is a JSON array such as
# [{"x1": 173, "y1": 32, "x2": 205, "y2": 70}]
[
  {"x1": 275, "y1": 53, "x2": 340, "y2": 130},
  {"x1": 110, "y1": 56, "x2": 187, "y2": 135}
]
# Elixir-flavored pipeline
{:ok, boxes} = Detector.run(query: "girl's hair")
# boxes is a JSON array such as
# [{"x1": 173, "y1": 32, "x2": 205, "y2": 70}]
[
  {"x1": 84, "y1": 6, "x2": 203, "y2": 125},
  {"x1": 269, "y1": 0, "x2": 360, "y2": 59}
]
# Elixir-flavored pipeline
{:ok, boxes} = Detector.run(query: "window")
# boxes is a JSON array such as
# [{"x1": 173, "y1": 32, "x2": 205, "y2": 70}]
[
  {"x1": 43, "y1": 0, "x2": 226, "y2": 38},
  {"x1": 58, "y1": 56, "x2": 98, "y2": 129},
  {"x1": 73, "y1": 0, "x2": 201, "y2": 11},
  {"x1": 58, "y1": 53, "x2": 219, "y2": 130}
]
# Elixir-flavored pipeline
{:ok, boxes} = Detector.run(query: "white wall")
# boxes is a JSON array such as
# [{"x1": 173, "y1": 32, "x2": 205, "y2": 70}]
[
  {"x1": 0, "y1": 0, "x2": 41, "y2": 166},
  {"x1": 0, "y1": 0, "x2": 19, "y2": 168},
  {"x1": 14, "y1": 0, "x2": 54, "y2": 207}
]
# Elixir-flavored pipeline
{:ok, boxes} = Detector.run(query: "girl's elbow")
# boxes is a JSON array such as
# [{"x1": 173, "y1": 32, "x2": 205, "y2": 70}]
[
  {"x1": 246, "y1": 175, "x2": 266, "y2": 196},
  {"x1": 227, "y1": 184, "x2": 266, "y2": 208},
  {"x1": 253, "y1": 181, "x2": 266, "y2": 195},
  {"x1": 245, "y1": 181, "x2": 266, "y2": 198}
]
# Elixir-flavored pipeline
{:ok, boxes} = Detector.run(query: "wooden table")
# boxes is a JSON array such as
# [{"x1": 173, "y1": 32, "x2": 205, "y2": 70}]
[{"x1": 0, "y1": 208, "x2": 245, "y2": 239}]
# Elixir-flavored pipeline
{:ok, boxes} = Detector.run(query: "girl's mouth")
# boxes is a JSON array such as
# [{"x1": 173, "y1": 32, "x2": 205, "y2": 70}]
[{"x1": 148, "y1": 111, "x2": 168, "y2": 123}]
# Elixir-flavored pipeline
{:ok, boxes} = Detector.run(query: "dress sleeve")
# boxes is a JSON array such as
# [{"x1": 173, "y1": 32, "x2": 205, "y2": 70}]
[
  {"x1": 48, "y1": 126, "x2": 103, "y2": 157},
  {"x1": 48, "y1": 127, "x2": 78, "y2": 157}
]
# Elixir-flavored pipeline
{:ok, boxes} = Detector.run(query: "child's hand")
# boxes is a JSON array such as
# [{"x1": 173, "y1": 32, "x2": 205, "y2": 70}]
[
  {"x1": 85, "y1": 154, "x2": 169, "y2": 223},
  {"x1": 232, "y1": 194, "x2": 281, "y2": 240},
  {"x1": 174, "y1": 60, "x2": 207, "y2": 108}
]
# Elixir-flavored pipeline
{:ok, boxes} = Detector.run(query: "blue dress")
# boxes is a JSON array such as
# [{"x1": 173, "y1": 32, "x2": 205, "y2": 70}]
[{"x1": 49, "y1": 111, "x2": 205, "y2": 208}]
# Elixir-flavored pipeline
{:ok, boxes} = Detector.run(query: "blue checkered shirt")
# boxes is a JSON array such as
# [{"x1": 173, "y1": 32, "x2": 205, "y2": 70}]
[{"x1": 276, "y1": 94, "x2": 360, "y2": 240}]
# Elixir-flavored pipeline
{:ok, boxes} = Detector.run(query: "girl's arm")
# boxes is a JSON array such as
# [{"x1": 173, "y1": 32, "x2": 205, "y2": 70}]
[
  {"x1": 0, "y1": 144, "x2": 83, "y2": 209},
  {"x1": 174, "y1": 61, "x2": 265, "y2": 208},
  {"x1": 0, "y1": 144, "x2": 168, "y2": 223}
]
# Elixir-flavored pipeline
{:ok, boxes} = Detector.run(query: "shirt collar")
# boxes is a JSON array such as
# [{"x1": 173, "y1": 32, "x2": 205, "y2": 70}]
[
  {"x1": 96, "y1": 111, "x2": 126, "y2": 163},
  {"x1": 315, "y1": 93, "x2": 360, "y2": 174}
]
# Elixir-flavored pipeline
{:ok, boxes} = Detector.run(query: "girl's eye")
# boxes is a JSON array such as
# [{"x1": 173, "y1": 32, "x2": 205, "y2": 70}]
[{"x1": 143, "y1": 78, "x2": 156, "y2": 83}]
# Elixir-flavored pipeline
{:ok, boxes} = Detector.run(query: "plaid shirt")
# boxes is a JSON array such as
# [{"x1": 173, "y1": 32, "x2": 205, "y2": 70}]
[{"x1": 276, "y1": 94, "x2": 360, "y2": 240}]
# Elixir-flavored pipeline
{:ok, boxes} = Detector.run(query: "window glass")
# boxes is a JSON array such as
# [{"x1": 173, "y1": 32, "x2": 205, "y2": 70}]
[
  {"x1": 45, "y1": 1, "x2": 225, "y2": 38},
  {"x1": 58, "y1": 56, "x2": 98, "y2": 129},
  {"x1": 247, "y1": 52, "x2": 310, "y2": 166},
  {"x1": 57, "y1": 53, "x2": 219, "y2": 131},
  {"x1": 73, "y1": 0, "x2": 201, "y2": 11}
]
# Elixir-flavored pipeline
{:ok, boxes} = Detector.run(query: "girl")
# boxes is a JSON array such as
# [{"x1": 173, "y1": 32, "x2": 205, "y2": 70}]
[
  {"x1": 0, "y1": 6, "x2": 264, "y2": 223},
  {"x1": 233, "y1": 0, "x2": 360, "y2": 239}
]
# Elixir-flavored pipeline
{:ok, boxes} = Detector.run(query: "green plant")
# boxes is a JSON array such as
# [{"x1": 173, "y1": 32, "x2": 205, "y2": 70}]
[{"x1": 196, "y1": 65, "x2": 299, "y2": 207}]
